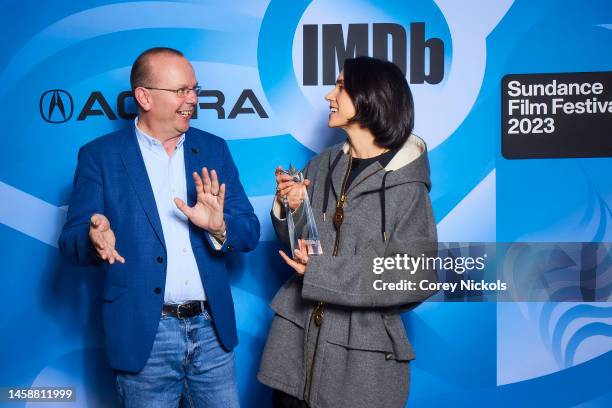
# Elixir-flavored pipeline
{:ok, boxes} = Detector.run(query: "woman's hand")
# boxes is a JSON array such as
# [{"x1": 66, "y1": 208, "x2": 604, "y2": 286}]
[
  {"x1": 278, "y1": 239, "x2": 310, "y2": 276},
  {"x1": 275, "y1": 166, "x2": 310, "y2": 211}
]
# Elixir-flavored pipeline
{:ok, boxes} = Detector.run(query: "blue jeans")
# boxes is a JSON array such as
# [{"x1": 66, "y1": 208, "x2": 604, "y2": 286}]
[{"x1": 115, "y1": 312, "x2": 239, "y2": 408}]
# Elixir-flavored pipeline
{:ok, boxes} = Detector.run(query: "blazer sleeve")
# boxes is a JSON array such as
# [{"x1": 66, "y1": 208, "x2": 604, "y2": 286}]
[
  {"x1": 204, "y1": 140, "x2": 260, "y2": 252},
  {"x1": 301, "y1": 182, "x2": 439, "y2": 308},
  {"x1": 58, "y1": 145, "x2": 104, "y2": 266}
]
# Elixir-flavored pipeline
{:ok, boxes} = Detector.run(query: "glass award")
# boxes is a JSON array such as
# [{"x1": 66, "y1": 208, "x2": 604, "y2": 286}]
[{"x1": 280, "y1": 165, "x2": 323, "y2": 255}]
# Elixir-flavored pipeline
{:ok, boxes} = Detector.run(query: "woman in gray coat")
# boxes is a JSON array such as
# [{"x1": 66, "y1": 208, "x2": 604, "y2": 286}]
[{"x1": 258, "y1": 56, "x2": 438, "y2": 408}]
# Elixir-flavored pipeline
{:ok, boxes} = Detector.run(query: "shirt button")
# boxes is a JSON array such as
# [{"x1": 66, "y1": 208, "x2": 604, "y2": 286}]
[
  {"x1": 182, "y1": 247, "x2": 187, "y2": 253},
  {"x1": 227, "y1": 244, "x2": 233, "y2": 251},
  {"x1": 154, "y1": 287, "x2": 161, "y2": 294},
  {"x1": 156, "y1": 256, "x2": 164, "y2": 263},
  {"x1": 184, "y1": 280, "x2": 189, "y2": 286}
]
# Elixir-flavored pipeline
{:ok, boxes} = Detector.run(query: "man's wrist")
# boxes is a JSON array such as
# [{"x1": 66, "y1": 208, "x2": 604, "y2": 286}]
[{"x1": 211, "y1": 220, "x2": 227, "y2": 240}]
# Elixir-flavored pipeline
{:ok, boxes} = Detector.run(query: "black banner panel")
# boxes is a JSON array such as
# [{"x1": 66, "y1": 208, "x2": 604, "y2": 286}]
[{"x1": 501, "y1": 72, "x2": 612, "y2": 159}]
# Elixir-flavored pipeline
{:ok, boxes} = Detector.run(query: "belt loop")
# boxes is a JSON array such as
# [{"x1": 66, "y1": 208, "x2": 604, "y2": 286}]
[{"x1": 202, "y1": 301, "x2": 212, "y2": 321}]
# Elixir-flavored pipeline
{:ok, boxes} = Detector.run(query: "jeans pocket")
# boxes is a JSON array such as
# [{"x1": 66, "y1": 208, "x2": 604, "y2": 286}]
[{"x1": 115, "y1": 375, "x2": 126, "y2": 407}]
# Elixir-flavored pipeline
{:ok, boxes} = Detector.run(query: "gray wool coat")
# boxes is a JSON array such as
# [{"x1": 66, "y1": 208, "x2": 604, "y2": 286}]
[{"x1": 257, "y1": 135, "x2": 439, "y2": 408}]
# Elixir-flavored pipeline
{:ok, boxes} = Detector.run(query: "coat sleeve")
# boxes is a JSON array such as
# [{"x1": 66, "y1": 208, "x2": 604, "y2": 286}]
[
  {"x1": 204, "y1": 140, "x2": 260, "y2": 252},
  {"x1": 301, "y1": 182, "x2": 439, "y2": 308},
  {"x1": 58, "y1": 146, "x2": 103, "y2": 266}
]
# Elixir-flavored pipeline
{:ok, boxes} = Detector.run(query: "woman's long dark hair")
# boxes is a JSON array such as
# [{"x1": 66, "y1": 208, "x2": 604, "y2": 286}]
[{"x1": 343, "y1": 56, "x2": 414, "y2": 149}]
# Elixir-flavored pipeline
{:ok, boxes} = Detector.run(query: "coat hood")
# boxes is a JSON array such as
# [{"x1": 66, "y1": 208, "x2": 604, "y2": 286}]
[
  {"x1": 339, "y1": 133, "x2": 431, "y2": 191},
  {"x1": 323, "y1": 134, "x2": 432, "y2": 242}
]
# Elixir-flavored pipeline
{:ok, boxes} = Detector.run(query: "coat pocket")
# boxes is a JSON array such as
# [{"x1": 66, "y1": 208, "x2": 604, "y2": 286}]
[
  {"x1": 102, "y1": 283, "x2": 128, "y2": 302},
  {"x1": 382, "y1": 314, "x2": 416, "y2": 361},
  {"x1": 313, "y1": 340, "x2": 410, "y2": 408},
  {"x1": 327, "y1": 309, "x2": 412, "y2": 361}
]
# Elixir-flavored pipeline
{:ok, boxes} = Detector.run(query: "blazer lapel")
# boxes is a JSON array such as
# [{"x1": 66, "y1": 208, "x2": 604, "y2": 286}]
[
  {"x1": 184, "y1": 138, "x2": 196, "y2": 209},
  {"x1": 183, "y1": 130, "x2": 221, "y2": 249},
  {"x1": 183, "y1": 129, "x2": 205, "y2": 207},
  {"x1": 119, "y1": 128, "x2": 166, "y2": 249}
]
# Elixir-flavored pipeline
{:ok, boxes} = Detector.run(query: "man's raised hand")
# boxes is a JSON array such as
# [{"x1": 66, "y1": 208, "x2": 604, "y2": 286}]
[{"x1": 174, "y1": 167, "x2": 226, "y2": 236}]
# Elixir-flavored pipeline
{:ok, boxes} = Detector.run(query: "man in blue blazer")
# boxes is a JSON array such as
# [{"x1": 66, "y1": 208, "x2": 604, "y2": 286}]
[{"x1": 59, "y1": 47, "x2": 259, "y2": 407}]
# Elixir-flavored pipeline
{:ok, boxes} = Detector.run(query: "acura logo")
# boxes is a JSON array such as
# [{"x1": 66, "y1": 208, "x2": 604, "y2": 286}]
[
  {"x1": 40, "y1": 90, "x2": 73, "y2": 123},
  {"x1": 37, "y1": 89, "x2": 267, "y2": 123}
]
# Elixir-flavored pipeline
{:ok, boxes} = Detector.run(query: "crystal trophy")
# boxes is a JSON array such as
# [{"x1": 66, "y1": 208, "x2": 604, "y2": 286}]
[{"x1": 280, "y1": 165, "x2": 323, "y2": 255}]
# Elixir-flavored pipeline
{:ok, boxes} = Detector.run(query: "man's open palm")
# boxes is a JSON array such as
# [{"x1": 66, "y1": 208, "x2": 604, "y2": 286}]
[
  {"x1": 175, "y1": 167, "x2": 226, "y2": 235},
  {"x1": 89, "y1": 213, "x2": 125, "y2": 264}
]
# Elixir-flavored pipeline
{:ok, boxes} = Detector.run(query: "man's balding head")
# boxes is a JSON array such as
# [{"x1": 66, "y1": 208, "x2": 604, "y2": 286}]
[
  {"x1": 130, "y1": 47, "x2": 197, "y2": 141},
  {"x1": 130, "y1": 47, "x2": 184, "y2": 91}
]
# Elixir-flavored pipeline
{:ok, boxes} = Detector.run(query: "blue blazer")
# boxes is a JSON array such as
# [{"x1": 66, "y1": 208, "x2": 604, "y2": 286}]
[{"x1": 59, "y1": 126, "x2": 260, "y2": 372}]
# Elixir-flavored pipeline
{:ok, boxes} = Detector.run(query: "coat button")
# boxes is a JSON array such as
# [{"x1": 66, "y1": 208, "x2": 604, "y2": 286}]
[
  {"x1": 227, "y1": 244, "x2": 233, "y2": 251},
  {"x1": 385, "y1": 352, "x2": 393, "y2": 360},
  {"x1": 154, "y1": 287, "x2": 161, "y2": 294},
  {"x1": 156, "y1": 256, "x2": 164, "y2": 263}
]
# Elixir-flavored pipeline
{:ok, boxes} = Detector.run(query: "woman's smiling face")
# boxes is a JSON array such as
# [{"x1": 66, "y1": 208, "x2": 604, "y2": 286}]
[{"x1": 324, "y1": 71, "x2": 357, "y2": 129}]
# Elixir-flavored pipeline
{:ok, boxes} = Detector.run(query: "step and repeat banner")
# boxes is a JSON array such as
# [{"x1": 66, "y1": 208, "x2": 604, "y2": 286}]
[{"x1": 0, "y1": 0, "x2": 611, "y2": 407}]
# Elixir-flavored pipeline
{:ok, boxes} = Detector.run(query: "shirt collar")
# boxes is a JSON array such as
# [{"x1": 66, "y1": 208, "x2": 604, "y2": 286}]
[{"x1": 134, "y1": 117, "x2": 185, "y2": 152}]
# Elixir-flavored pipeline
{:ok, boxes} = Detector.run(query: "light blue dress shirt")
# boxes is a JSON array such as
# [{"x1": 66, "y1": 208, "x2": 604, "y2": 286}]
[{"x1": 134, "y1": 119, "x2": 207, "y2": 303}]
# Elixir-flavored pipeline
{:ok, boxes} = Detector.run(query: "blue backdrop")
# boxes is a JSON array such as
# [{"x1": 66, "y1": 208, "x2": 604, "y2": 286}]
[{"x1": 0, "y1": 0, "x2": 611, "y2": 407}]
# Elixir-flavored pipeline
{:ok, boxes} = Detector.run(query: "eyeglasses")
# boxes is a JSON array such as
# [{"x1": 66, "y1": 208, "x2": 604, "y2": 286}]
[{"x1": 141, "y1": 85, "x2": 201, "y2": 97}]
